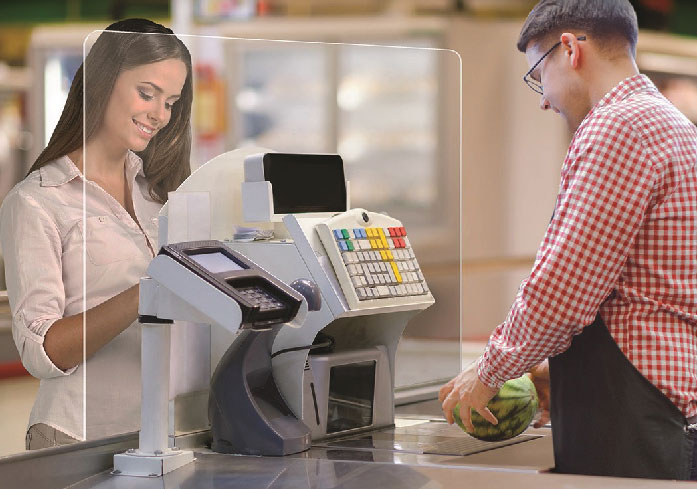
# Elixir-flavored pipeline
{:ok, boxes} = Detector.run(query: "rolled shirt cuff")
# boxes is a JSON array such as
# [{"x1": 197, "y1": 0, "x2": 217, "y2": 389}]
[{"x1": 13, "y1": 314, "x2": 78, "y2": 379}]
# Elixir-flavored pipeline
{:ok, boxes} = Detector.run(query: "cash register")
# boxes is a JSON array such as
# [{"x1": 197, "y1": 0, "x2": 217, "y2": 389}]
[{"x1": 160, "y1": 148, "x2": 435, "y2": 445}]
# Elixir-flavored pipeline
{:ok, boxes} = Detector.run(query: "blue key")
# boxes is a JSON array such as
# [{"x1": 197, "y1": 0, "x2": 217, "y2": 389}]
[
  {"x1": 361, "y1": 229, "x2": 368, "y2": 239},
  {"x1": 339, "y1": 241, "x2": 349, "y2": 251},
  {"x1": 353, "y1": 228, "x2": 362, "y2": 239},
  {"x1": 333, "y1": 229, "x2": 343, "y2": 240}
]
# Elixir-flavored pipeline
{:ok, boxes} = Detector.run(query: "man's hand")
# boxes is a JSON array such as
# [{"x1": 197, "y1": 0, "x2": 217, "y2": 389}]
[
  {"x1": 528, "y1": 359, "x2": 550, "y2": 428},
  {"x1": 438, "y1": 359, "x2": 499, "y2": 432}
]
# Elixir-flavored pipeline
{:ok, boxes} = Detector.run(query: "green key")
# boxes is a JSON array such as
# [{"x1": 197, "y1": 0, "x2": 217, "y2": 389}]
[
  {"x1": 341, "y1": 229, "x2": 350, "y2": 239},
  {"x1": 347, "y1": 240, "x2": 354, "y2": 251}
]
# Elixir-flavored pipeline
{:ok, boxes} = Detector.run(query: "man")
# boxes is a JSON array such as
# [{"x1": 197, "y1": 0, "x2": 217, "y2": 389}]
[{"x1": 440, "y1": 0, "x2": 697, "y2": 480}]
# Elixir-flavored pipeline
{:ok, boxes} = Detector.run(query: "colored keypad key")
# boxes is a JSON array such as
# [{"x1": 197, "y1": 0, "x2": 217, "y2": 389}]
[{"x1": 328, "y1": 221, "x2": 428, "y2": 302}]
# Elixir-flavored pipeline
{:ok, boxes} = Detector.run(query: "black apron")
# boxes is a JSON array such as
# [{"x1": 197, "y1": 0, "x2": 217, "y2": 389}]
[{"x1": 549, "y1": 314, "x2": 696, "y2": 479}]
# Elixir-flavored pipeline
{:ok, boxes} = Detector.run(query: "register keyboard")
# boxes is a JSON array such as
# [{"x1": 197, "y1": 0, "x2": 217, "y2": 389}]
[{"x1": 316, "y1": 208, "x2": 433, "y2": 311}]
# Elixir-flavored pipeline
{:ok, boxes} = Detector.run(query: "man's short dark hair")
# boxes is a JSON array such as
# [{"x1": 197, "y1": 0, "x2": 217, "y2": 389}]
[{"x1": 517, "y1": 0, "x2": 638, "y2": 56}]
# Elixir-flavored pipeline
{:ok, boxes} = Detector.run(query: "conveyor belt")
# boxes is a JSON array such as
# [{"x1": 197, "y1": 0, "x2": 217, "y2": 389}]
[{"x1": 314, "y1": 421, "x2": 542, "y2": 456}]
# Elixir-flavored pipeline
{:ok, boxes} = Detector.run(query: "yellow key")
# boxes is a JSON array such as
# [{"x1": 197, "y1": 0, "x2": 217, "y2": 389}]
[
  {"x1": 380, "y1": 251, "x2": 387, "y2": 260},
  {"x1": 367, "y1": 228, "x2": 375, "y2": 238},
  {"x1": 369, "y1": 239, "x2": 377, "y2": 249},
  {"x1": 386, "y1": 250, "x2": 394, "y2": 260},
  {"x1": 379, "y1": 229, "x2": 390, "y2": 249},
  {"x1": 390, "y1": 261, "x2": 402, "y2": 283}
]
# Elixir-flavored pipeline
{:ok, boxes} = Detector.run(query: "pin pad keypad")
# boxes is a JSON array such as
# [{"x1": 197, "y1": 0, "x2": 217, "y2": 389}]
[{"x1": 236, "y1": 286, "x2": 286, "y2": 312}]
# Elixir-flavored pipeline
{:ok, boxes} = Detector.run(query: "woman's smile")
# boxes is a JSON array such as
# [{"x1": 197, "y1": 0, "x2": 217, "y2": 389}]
[{"x1": 133, "y1": 119, "x2": 156, "y2": 138}]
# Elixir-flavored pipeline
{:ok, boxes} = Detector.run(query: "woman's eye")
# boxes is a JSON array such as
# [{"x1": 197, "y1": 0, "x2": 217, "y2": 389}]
[{"x1": 138, "y1": 89, "x2": 153, "y2": 101}]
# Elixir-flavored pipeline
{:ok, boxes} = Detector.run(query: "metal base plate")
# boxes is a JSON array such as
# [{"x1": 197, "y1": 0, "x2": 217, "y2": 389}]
[{"x1": 113, "y1": 449, "x2": 195, "y2": 477}]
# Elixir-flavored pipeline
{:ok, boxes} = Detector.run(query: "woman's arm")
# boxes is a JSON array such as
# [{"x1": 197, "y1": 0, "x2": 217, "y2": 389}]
[{"x1": 44, "y1": 284, "x2": 140, "y2": 371}]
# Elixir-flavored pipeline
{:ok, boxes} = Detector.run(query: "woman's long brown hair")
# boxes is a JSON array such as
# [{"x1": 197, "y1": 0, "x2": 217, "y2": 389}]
[{"x1": 29, "y1": 18, "x2": 193, "y2": 204}]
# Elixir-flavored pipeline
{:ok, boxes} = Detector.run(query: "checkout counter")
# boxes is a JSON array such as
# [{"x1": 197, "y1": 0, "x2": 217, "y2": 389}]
[{"x1": 1, "y1": 149, "x2": 694, "y2": 489}]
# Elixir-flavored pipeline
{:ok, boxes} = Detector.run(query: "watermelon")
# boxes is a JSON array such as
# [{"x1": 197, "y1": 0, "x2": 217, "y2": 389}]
[{"x1": 452, "y1": 374, "x2": 538, "y2": 441}]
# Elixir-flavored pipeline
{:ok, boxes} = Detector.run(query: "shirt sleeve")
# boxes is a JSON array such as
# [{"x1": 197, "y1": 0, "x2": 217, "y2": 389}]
[
  {"x1": 478, "y1": 112, "x2": 657, "y2": 388},
  {"x1": 0, "y1": 189, "x2": 77, "y2": 379}
]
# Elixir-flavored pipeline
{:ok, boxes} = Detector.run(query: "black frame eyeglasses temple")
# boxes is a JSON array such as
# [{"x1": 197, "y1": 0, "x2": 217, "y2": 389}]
[{"x1": 523, "y1": 35, "x2": 586, "y2": 95}]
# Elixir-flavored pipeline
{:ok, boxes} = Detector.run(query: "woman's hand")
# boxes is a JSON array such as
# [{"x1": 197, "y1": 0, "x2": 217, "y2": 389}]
[{"x1": 528, "y1": 359, "x2": 551, "y2": 427}]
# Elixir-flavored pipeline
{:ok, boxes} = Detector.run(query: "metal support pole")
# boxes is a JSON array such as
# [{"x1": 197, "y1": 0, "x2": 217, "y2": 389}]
[
  {"x1": 139, "y1": 322, "x2": 170, "y2": 454},
  {"x1": 113, "y1": 318, "x2": 194, "y2": 477}
]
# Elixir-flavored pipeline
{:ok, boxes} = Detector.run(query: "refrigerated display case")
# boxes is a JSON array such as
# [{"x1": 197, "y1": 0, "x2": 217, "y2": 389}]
[{"x1": 227, "y1": 41, "x2": 444, "y2": 225}]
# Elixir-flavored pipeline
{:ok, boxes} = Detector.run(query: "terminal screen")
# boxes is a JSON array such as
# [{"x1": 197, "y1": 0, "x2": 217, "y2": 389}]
[
  {"x1": 191, "y1": 252, "x2": 246, "y2": 274},
  {"x1": 263, "y1": 153, "x2": 347, "y2": 214}
]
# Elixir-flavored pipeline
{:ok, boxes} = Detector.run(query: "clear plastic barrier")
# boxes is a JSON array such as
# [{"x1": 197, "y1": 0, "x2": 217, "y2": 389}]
[{"x1": 82, "y1": 30, "x2": 461, "y2": 440}]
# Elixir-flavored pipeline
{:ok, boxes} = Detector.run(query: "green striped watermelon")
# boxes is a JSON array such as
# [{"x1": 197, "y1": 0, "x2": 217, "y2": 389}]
[{"x1": 452, "y1": 374, "x2": 538, "y2": 441}]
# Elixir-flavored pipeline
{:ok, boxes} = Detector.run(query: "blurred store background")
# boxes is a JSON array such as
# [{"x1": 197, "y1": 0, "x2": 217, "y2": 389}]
[{"x1": 0, "y1": 0, "x2": 696, "y2": 457}]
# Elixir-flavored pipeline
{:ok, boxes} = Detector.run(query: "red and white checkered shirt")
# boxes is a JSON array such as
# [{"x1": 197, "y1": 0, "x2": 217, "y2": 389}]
[{"x1": 478, "y1": 74, "x2": 697, "y2": 418}]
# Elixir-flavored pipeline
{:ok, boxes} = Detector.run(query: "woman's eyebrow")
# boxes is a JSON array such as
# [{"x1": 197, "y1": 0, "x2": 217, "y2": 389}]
[{"x1": 140, "y1": 81, "x2": 163, "y2": 92}]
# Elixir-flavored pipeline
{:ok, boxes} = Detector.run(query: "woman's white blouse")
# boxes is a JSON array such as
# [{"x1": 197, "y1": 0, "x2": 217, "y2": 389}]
[{"x1": 0, "y1": 151, "x2": 161, "y2": 440}]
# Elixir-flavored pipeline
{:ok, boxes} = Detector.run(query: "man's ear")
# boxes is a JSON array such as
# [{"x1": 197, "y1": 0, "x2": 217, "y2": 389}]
[{"x1": 560, "y1": 32, "x2": 582, "y2": 69}]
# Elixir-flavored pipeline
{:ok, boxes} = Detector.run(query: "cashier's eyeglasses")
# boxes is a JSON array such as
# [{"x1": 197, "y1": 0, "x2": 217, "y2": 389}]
[{"x1": 523, "y1": 35, "x2": 586, "y2": 95}]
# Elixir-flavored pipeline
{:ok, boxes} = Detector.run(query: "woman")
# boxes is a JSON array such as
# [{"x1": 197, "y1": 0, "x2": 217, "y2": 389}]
[{"x1": 0, "y1": 18, "x2": 193, "y2": 449}]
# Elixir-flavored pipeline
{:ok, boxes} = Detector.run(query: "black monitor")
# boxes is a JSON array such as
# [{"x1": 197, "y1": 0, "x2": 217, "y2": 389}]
[{"x1": 262, "y1": 153, "x2": 347, "y2": 214}]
